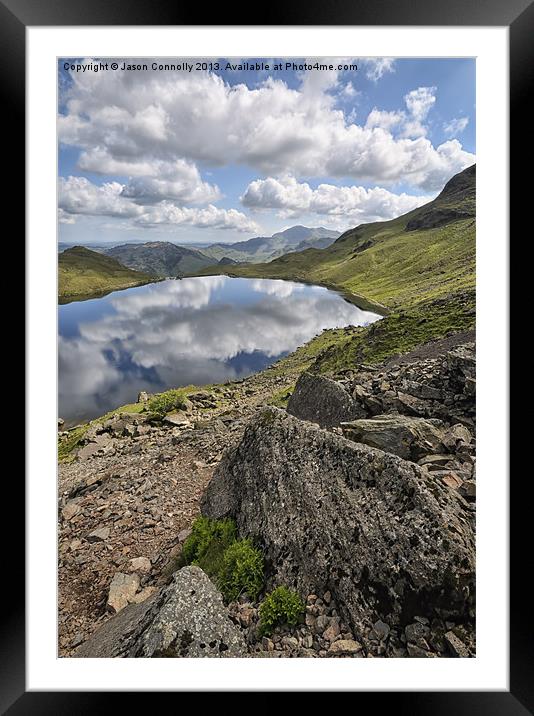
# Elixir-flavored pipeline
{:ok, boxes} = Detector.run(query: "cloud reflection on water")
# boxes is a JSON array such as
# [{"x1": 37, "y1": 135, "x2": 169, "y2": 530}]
[{"x1": 59, "y1": 276, "x2": 380, "y2": 424}]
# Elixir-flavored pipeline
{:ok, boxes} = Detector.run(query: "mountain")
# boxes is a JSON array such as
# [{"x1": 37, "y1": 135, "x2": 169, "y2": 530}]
[
  {"x1": 201, "y1": 166, "x2": 476, "y2": 312},
  {"x1": 199, "y1": 226, "x2": 340, "y2": 264},
  {"x1": 103, "y1": 241, "x2": 214, "y2": 277},
  {"x1": 59, "y1": 246, "x2": 154, "y2": 302}
]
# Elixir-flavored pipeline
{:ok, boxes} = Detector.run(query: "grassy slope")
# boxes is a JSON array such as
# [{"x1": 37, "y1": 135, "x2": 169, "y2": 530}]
[{"x1": 59, "y1": 246, "x2": 154, "y2": 301}]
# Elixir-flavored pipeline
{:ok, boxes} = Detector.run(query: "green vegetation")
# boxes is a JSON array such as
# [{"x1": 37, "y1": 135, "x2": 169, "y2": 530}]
[
  {"x1": 147, "y1": 388, "x2": 191, "y2": 416},
  {"x1": 179, "y1": 517, "x2": 265, "y2": 601},
  {"x1": 218, "y1": 539, "x2": 264, "y2": 601},
  {"x1": 59, "y1": 246, "x2": 154, "y2": 301},
  {"x1": 268, "y1": 386, "x2": 295, "y2": 408},
  {"x1": 57, "y1": 425, "x2": 88, "y2": 463},
  {"x1": 313, "y1": 289, "x2": 475, "y2": 373},
  {"x1": 58, "y1": 402, "x2": 145, "y2": 463},
  {"x1": 258, "y1": 586, "x2": 305, "y2": 636},
  {"x1": 180, "y1": 516, "x2": 237, "y2": 581}
]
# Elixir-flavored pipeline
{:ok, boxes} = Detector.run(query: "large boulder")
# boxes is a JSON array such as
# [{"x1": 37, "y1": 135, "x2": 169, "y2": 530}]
[
  {"x1": 202, "y1": 408, "x2": 475, "y2": 634},
  {"x1": 75, "y1": 567, "x2": 246, "y2": 658},
  {"x1": 340, "y1": 414, "x2": 447, "y2": 460},
  {"x1": 287, "y1": 372, "x2": 365, "y2": 428}
]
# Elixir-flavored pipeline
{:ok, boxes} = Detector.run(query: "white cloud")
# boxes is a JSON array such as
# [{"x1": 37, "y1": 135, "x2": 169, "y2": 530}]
[
  {"x1": 59, "y1": 65, "x2": 474, "y2": 191},
  {"x1": 365, "y1": 108, "x2": 404, "y2": 131},
  {"x1": 402, "y1": 86, "x2": 437, "y2": 138},
  {"x1": 241, "y1": 176, "x2": 433, "y2": 226},
  {"x1": 121, "y1": 160, "x2": 220, "y2": 205},
  {"x1": 59, "y1": 176, "x2": 142, "y2": 218},
  {"x1": 443, "y1": 116, "x2": 469, "y2": 137},
  {"x1": 360, "y1": 58, "x2": 396, "y2": 82},
  {"x1": 135, "y1": 202, "x2": 260, "y2": 233},
  {"x1": 59, "y1": 176, "x2": 259, "y2": 233}
]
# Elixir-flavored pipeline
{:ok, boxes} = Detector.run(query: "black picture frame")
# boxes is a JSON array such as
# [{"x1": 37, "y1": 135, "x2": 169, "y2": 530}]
[{"x1": 7, "y1": 0, "x2": 523, "y2": 709}]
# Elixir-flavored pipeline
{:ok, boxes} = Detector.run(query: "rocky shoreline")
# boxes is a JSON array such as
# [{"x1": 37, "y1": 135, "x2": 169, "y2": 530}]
[{"x1": 58, "y1": 331, "x2": 475, "y2": 658}]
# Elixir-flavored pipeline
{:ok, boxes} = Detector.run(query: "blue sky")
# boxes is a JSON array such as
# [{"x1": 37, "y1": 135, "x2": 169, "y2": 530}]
[{"x1": 58, "y1": 57, "x2": 475, "y2": 245}]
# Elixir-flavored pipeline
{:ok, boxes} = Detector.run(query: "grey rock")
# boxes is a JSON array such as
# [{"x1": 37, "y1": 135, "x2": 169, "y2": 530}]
[
  {"x1": 445, "y1": 630, "x2": 470, "y2": 657},
  {"x1": 202, "y1": 408, "x2": 475, "y2": 634},
  {"x1": 163, "y1": 413, "x2": 191, "y2": 428},
  {"x1": 75, "y1": 567, "x2": 246, "y2": 658},
  {"x1": 328, "y1": 639, "x2": 362, "y2": 655},
  {"x1": 87, "y1": 526, "x2": 111, "y2": 543},
  {"x1": 341, "y1": 413, "x2": 446, "y2": 460},
  {"x1": 134, "y1": 567, "x2": 246, "y2": 657},
  {"x1": 107, "y1": 572, "x2": 140, "y2": 613},
  {"x1": 372, "y1": 620, "x2": 390, "y2": 641},
  {"x1": 443, "y1": 424, "x2": 473, "y2": 451},
  {"x1": 128, "y1": 557, "x2": 152, "y2": 574},
  {"x1": 287, "y1": 372, "x2": 365, "y2": 428},
  {"x1": 75, "y1": 593, "x2": 162, "y2": 658}
]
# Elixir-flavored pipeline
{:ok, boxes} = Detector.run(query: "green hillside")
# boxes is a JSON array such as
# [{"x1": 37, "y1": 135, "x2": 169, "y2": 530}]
[
  {"x1": 196, "y1": 165, "x2": 476, "y2": 369},
  {"x1": 59, "y1": 246, "x2": 154, "y2": 302},
  {"x1": 199, "y1": 166, "x2": 475, "y2": 312}
]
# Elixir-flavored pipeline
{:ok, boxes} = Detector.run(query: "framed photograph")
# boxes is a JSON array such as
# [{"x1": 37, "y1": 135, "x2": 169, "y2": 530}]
[{"x1": 7, "y1": 0, "x2": 524, "y2": 708}]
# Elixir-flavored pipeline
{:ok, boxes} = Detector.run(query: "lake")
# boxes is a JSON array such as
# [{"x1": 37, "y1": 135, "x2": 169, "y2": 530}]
[{"x1": 58, "y1": 276, "x2": 381, "y2": 426}]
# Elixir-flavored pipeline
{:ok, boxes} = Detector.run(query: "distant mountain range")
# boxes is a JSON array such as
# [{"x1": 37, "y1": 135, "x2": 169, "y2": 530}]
[
  {"x1": 102, "y1": 241, "x2": 213, "y2": 277},
  {"x1": 59, "y1": 226, "x2": 342, "y2": 278},
  {"x1": 199, "y1": 226, "x2": 340, "y2": 264}
]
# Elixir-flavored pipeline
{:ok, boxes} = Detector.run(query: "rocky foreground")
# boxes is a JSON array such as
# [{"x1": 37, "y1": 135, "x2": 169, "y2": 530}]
[{"x1": 59, "y1": 332, "x2": 475, "y2": 658}]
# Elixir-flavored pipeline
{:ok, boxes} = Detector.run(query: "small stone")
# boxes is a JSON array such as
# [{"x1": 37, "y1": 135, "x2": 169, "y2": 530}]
[
  {"x1": 407, "y1": 644, "x2": 435, "y2": 657},
  {"x1": 281, "y1": 636, "x2": 299, "y2": 650},
  {"x1": 238, "y1": 606, "x2": 256, "y2": 628},
  {"x1": 405, "y1": 622, "x2": 430, "y2": 648},
  {"x1": 328, "y1": 639, "x2": 362, "y2": 655},
  {"x1": 315, "y1": 615, "x2": 330, "y2": 632},
  {"x1": 305, "y1": 613, "x2": 316, "y2": 628},
  {"x1": 107, "y1": 572, "x2": 140, "y2": 613},
  {"x1": 137, "y1": 391, "x2": 149, "y2": 403},
  {"x1": 178, "y1": 528, "x2": 192, "y2": 543},
  {"x1": 130, "y1": 586, "x2": 157, "y2": 604},
  {"x1": 323, "y1": 621, "x2": 341, "y2": 642},
  {"x1": 445, "y1": 631, "x2": 470, "y2": 658},
  {"x1": 261, "y1": 636, "x2": 274, "y2": 651},
  {"x1": 70, "y1": 632, "x2": 84, "y2": 648},
  {"x1": 323, "y1": 591, "x2": 332, "y2": 604},
  {"x1": 441, "y1": 473, "x2": 463, "y2": 490},
  {"x1": 163, "y1": 413, "x2": 191, "y2": 428},
  {"x1": 128, "y1": 556, "x2": 152, "y2": 574},
  {"x1": 62, "y1": 500, "x2": 82, "y2": 521},
  {"x1": 372, "y1": 620, "x2": 390, "y2": 641},
  {"x1": 87, "y1": 527, "x2": 110, "y2": 543},
  {"x1": 459, "y1": 480, "x2": 476, "y2": 500}
]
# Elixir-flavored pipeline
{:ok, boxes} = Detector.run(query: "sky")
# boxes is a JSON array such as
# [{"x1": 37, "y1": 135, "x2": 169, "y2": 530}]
[{"x1": 58, "y1": 57, "x2": 476, "y2": 246}]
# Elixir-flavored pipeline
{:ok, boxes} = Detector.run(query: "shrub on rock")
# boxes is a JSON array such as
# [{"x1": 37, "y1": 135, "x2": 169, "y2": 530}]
[
  {"x1": 219, "y1": 539, "x2": 264, "y2": 602},
  {"x1": 180, "y1": 516, "x2": 237, "y2": 581},
  {"x1": 259, "y1": 586, "x2": 305, "y2": 636}
]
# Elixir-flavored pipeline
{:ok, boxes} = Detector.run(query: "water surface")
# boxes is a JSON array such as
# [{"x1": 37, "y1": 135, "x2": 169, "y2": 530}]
[{"x1": 59, "y1": 276, "x2": 381, "y2": 425}]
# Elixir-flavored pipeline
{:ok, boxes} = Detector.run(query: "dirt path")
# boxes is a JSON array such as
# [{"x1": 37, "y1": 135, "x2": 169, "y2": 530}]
[{"x1": 58, "y1": 370, "x2": 292, "y2": 656}]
